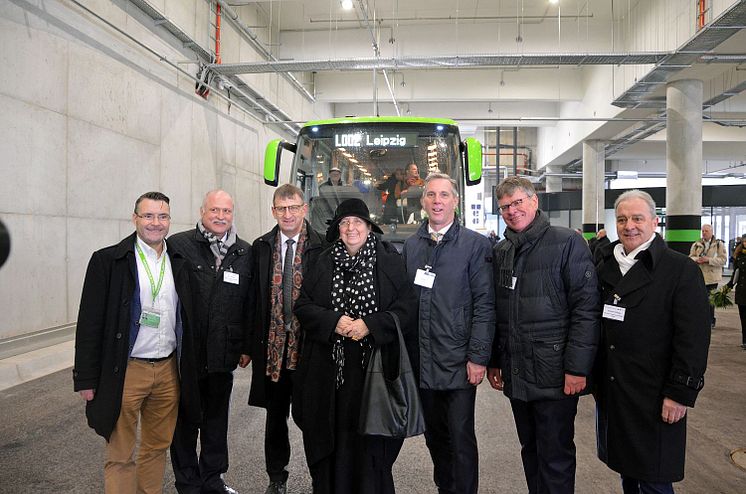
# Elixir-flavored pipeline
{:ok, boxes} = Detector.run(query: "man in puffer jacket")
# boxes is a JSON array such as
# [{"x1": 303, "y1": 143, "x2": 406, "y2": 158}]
[{"x1": 487, "y1": 176, "x2": 600, "y2": 494}]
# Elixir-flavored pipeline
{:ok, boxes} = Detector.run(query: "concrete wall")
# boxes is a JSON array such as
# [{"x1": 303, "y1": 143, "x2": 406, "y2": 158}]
[{"x1": 0, "y1": 0, "x2": 331, "y2": 341}]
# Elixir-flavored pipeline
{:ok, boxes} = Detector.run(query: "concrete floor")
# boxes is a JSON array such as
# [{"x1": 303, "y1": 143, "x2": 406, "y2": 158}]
[{"x1": 0, "y1": 307, "x2": 744, "y2": 493}]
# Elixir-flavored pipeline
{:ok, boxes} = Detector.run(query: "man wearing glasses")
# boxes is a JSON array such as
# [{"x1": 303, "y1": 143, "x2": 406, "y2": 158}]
[
  {"x1": 487, "y1": 177, "x2": 600, "y2": 494},
  {"x1": 249, "y1": 184, "x2": 326, "y2": 494},
  {"x1": 167, "y1": 190, "x2": 253, "y2": 494},
  {"x1": 73, "y1": 191, "x2": 201, "y2": 493}
]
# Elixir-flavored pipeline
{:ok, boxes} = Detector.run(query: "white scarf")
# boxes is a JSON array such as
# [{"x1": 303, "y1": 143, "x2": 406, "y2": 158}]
[{"x1": 613, "y1": 234, "x2": 656, "y2": 276}]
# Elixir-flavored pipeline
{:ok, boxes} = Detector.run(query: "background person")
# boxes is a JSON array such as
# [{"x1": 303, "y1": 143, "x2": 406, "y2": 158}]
[
  {"x1": 167, "y1": 190, "x2": 252, "y2": 494},
  {"x1": 248, "y1": 184, "x2": 325, "y2": 494},
  {"x1": 595, "y1": 189, "x2": 710, "y2": 494},
  {"x1": 689, "y1": 224, "x2": 727, "y2": 327},
  {"x1": 402, "y1": 173, "x2": 495, "y2": 494},
  {"x1": 73, "y1": 192, "x2": 200, "y2": 494},
  {"x1": 293, "y1": 198, "x2": 417, "y2": 494},
  {"x1": 487, "y1": 176, "x2": 600, "y2": 494},
  {"x1": 727, "y1": 234, "x2": 746, "y2": 349}
]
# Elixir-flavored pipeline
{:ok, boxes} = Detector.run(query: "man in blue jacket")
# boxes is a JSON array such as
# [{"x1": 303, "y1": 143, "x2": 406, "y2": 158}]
[
  {"x1": 403, "y1": 172, "x2": 495, "y2": 494},
  {"x1": 487, "y1": 176, "x2": 600, "y2": 494}
]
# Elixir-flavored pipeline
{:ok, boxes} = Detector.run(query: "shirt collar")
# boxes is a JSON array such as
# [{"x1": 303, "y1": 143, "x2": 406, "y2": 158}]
[
  {"x1": 428, "y1": 221, "x2": 454, "y2": 236},
  {"x1": 280, "y1": 231, "x2": 301, "y2": 245}
]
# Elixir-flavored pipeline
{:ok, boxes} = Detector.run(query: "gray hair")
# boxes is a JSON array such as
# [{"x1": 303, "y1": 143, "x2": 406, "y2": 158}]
[
  {"x1": 495, "y1": 176, "x2": 535, "y2": 200},
  {"x1": 614, "y1": 189, "x2": 656, "y2": 217},
  {"x1": 201, "y1": 189, "x2": 234, "y2": 210},
  {"x1": 424, "y1": 172, "x2": 459, "y2": 198}
]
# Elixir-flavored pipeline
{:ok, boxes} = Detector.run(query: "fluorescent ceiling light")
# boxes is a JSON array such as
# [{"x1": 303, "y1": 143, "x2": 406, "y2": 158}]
[{"x1": 341, "y1": 0, "x2": 354, "y2": 10}]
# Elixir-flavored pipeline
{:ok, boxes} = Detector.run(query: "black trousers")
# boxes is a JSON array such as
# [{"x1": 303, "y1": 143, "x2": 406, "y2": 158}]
[
  {"x1": 265, "y1": 370, "x2": 294, "y2": 483},
  {"x1": 738, "y1": 304, "x2": 746, "y2": 345},
  {"x1": 420, "y1": 387, "x2": 478, "y2": 494},
  {"x1": 171, "y1": 371, "x2": 234, "y2": 493},
  {"x1": 510, "y1": 396, "x2": 579, "y2": 494},
  {"x1": 705, "y1": 283, "x2": 718, "y2": 325}
]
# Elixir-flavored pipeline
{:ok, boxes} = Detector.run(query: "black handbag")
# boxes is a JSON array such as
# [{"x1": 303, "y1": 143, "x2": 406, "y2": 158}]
[{"x1": 358, "y1": 311, "x2": 426, "y2": 438}]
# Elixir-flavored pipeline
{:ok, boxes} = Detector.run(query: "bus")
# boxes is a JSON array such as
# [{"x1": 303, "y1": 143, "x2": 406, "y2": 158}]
[{"x1": 263, "y1": 116, "x2": 482, "y2": 244}]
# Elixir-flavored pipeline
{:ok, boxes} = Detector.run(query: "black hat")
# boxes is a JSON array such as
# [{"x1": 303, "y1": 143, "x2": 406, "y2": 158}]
[{"x1": 326, "y1": 198, "x2": 383, "y2": 242}]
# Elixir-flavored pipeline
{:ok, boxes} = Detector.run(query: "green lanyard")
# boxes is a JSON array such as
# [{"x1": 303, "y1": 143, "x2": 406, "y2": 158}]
[{"x1": 135, "y1": 242, "x2": 167, "y2": 304}]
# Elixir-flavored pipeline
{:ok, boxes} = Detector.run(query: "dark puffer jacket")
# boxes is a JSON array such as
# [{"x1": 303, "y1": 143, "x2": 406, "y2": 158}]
[
  {"x1": 489, "y1": 223, "x2": 601, "y2": 402},
  {"x1": 168, "y1": 228, "x2": 253, "y2": 374}
]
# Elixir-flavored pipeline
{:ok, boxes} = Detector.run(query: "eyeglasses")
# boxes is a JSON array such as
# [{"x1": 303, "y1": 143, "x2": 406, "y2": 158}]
[
  {"x1": 272, "y1": 204, "x2": 304, "y2": 215},
  {"x1": 207, "y1": 207, "x2": 232, "y2": 215},
  {"x1": 339, "y1": 217, "x2": 367, "y2": 229},
  {"x1": 497, "y1": 195, "x2": 531, "y2": 214},
  {"x1": 136, "y1": 213, "x2": 171, "y2": 222}
]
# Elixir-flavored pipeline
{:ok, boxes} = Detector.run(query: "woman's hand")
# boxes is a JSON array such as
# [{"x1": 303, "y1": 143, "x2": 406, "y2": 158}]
[
  {"x1": 335, "y1": 315, "x2": 354, "y2": 336},
  {"x1": 346, "y1": 319, "x2": 370, "y2": 341}
]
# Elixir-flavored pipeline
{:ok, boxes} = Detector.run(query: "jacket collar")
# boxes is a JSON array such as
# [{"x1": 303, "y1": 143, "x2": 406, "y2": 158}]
[
  {"x1": 114, "y1": 232, "x2": 139, "y2": 260},
  {"x1": 416, "y1": 220, "x2": 461, "y2": 242}
]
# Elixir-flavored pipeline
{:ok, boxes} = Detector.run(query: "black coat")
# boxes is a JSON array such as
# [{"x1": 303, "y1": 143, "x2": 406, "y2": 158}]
[
  {"x1": 731, "y1": 250, "x2": 746, "y2": 305},
  {"x1": 168, "y1": 229, "x2": 253, "y2": 374},
  {"x1": 247, "y1": 223, "x2": 325, "y2": 408},
  {"x1": 292, "y1": 237, "x2": 417, "y2": 466},
  {"x1": 72, "y1": 233, "x2": 201, "y2": 440},
  {"x1": 402, "y1": 222, "x2": 495, "y2": 390},
  {"x1": 490, "y1": 224, "x2": 601, "y2": 402},
  {"x1": 594, "y1": 235, "x2": 711, "y2": 482}
]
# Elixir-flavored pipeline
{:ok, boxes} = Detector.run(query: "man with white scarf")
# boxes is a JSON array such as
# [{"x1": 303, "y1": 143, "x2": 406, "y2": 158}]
[
  {"x1": 168, "y1": 190, "x2": 253, "y2": 494},
  {"x1": 594, "y1": 189, "x2": 710, "y2": 494}
]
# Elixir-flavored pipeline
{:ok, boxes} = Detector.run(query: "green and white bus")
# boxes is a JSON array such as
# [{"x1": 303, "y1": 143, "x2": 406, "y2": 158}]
[{"x1": 264, "y1": 116, "x2": 482, "y2": 243}]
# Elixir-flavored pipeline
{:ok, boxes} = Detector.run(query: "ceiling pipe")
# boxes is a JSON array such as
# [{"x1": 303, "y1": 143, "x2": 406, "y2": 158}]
[
  {"x1": 214, "y1": 0, "x2": 315, "y2": 102},
  {"x1": 355, "y1": 0, "x2": 401, "y2": 116}
]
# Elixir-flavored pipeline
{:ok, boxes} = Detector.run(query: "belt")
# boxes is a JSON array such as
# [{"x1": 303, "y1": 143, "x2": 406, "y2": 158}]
[{"x1": 129, "y1": 352, "x2": 174, "y2": 364}]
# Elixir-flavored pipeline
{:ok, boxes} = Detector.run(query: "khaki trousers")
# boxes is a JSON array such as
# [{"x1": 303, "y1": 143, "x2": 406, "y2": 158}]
[{"x1": 104, "y1": 356, "x2": 179, "y2": 494}]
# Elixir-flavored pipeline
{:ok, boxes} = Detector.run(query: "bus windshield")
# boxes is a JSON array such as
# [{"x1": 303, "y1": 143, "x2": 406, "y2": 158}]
[{"x1": 291, "y1": 121, "x2": 464, "y2": 241}]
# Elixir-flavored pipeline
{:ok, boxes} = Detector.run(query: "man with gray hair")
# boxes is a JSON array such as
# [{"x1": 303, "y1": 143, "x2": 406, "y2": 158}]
[
  {"x1": 403, "y1": 172, "x2": 495, "y2": 494},
  {"x1": 487, "y1": 176, "x2": 600, "y2": 494},
  {"x1": 689, "y1": 223, "x2": 727, "y2": 328},
  {"x1": 168, "y1": 190, "x2": 253, "y2": 494},
  {"x1": 594, "y1": 189, "x2": 710, "y2": 493}
]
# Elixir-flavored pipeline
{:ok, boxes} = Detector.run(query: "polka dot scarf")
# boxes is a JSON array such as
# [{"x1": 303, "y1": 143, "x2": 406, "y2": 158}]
[{"x1": 330, "y1": 232, "x2": 378, "y2": 388}]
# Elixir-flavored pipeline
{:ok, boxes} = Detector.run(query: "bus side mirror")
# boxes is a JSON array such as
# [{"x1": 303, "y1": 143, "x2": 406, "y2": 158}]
[
  {"x1": 264, "y1": 139, "x2": 298, "y2": 186},
  {"x1": 462, "y1": 137, "x2": 482, "y2": 186}
]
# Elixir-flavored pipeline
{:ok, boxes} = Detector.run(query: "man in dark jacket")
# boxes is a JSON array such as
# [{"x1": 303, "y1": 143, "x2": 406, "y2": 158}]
[
  {"x1": 595, "y1": 189, "x2": 710, "y2": 493},
  {"x1": 487, "y1": 176, "x2": 600, "y2": 494},
  {"x1": 168, "y1": 190, "x2": 252, "y2": 494},
  {"x1": 73, "y1": 191, "x2": 200, "y2": 493},
  {"x1": 403, "y1": 173, "x2": 495, "y2": 494},
  {"x1": 248, "y1": 184, "x2": 325, "y2": 494}
]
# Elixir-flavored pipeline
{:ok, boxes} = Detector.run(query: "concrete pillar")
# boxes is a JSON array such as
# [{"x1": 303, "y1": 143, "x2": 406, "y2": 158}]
[
  {"x1": 666, "y1": 79, "x2": 703, "y2": 254},
  {"x1": 582, "y1": 140, "x2": 605, "y2": 241},
  {"x1": 545, "y1": 165, "x2": 562, "y2": 193}
]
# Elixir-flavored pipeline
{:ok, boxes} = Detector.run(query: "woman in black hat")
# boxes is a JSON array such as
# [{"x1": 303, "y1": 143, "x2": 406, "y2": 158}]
[{"x1": 293, "y1": 198, "x2": 418, "y2": 493}]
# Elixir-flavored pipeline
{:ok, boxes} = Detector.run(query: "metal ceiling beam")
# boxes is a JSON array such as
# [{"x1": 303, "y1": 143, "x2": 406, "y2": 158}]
[{"x1": 208, "y1": 52, "x2": 672, "y2": 75}]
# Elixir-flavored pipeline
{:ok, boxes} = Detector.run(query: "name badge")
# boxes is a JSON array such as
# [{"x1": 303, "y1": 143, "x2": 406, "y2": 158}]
[
  {"x1": 508, "y1": 276, "x2": 518, "y2": 290},
  {"x1": 139, "y1": 307, "x2": 162, "y2": 328},
  {"x1": 602, "y1": 304, "x2": 626, "y2": 321},
  {"x1": 414, "y1": 268, "x2": 436, "y2": 289},
  {"x1": 223, "y1": 271, "x2": 239, "y2": 284}
]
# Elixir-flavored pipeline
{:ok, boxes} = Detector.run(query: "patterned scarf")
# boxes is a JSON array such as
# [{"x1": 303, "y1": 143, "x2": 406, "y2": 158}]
[
  {"x1": 331, "y1": 232, "x2": 378, "y2": 389},
  {"x1": 266, "y1": 222, "x2": 307, "y2": 382},
  {"x1": 197, "y1": 221, "x2": 236, "y2": 269},
  {"x1": 494, "y1": 210, "x2": 550, "y2": 288}
]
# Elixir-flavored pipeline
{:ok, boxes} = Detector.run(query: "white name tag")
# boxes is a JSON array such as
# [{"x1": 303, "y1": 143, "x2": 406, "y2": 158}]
[
  {"x1": 223, "y1": 271, "x2": 239, "y2": 284},
  {"x1": 602, "y1": 304, "x2": 626, "y2": 321},
  {"x1": 414, "y1": 268, "x2": 436, "y2": 289},
  {"x1": 509, "y1": 276, "x2": 518, "y2": 290}
]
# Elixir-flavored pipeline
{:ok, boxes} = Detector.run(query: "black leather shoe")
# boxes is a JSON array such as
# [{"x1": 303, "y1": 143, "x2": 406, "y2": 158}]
[{"x1": 265, "y1": 481, "x2": 287, "y2": 494}]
